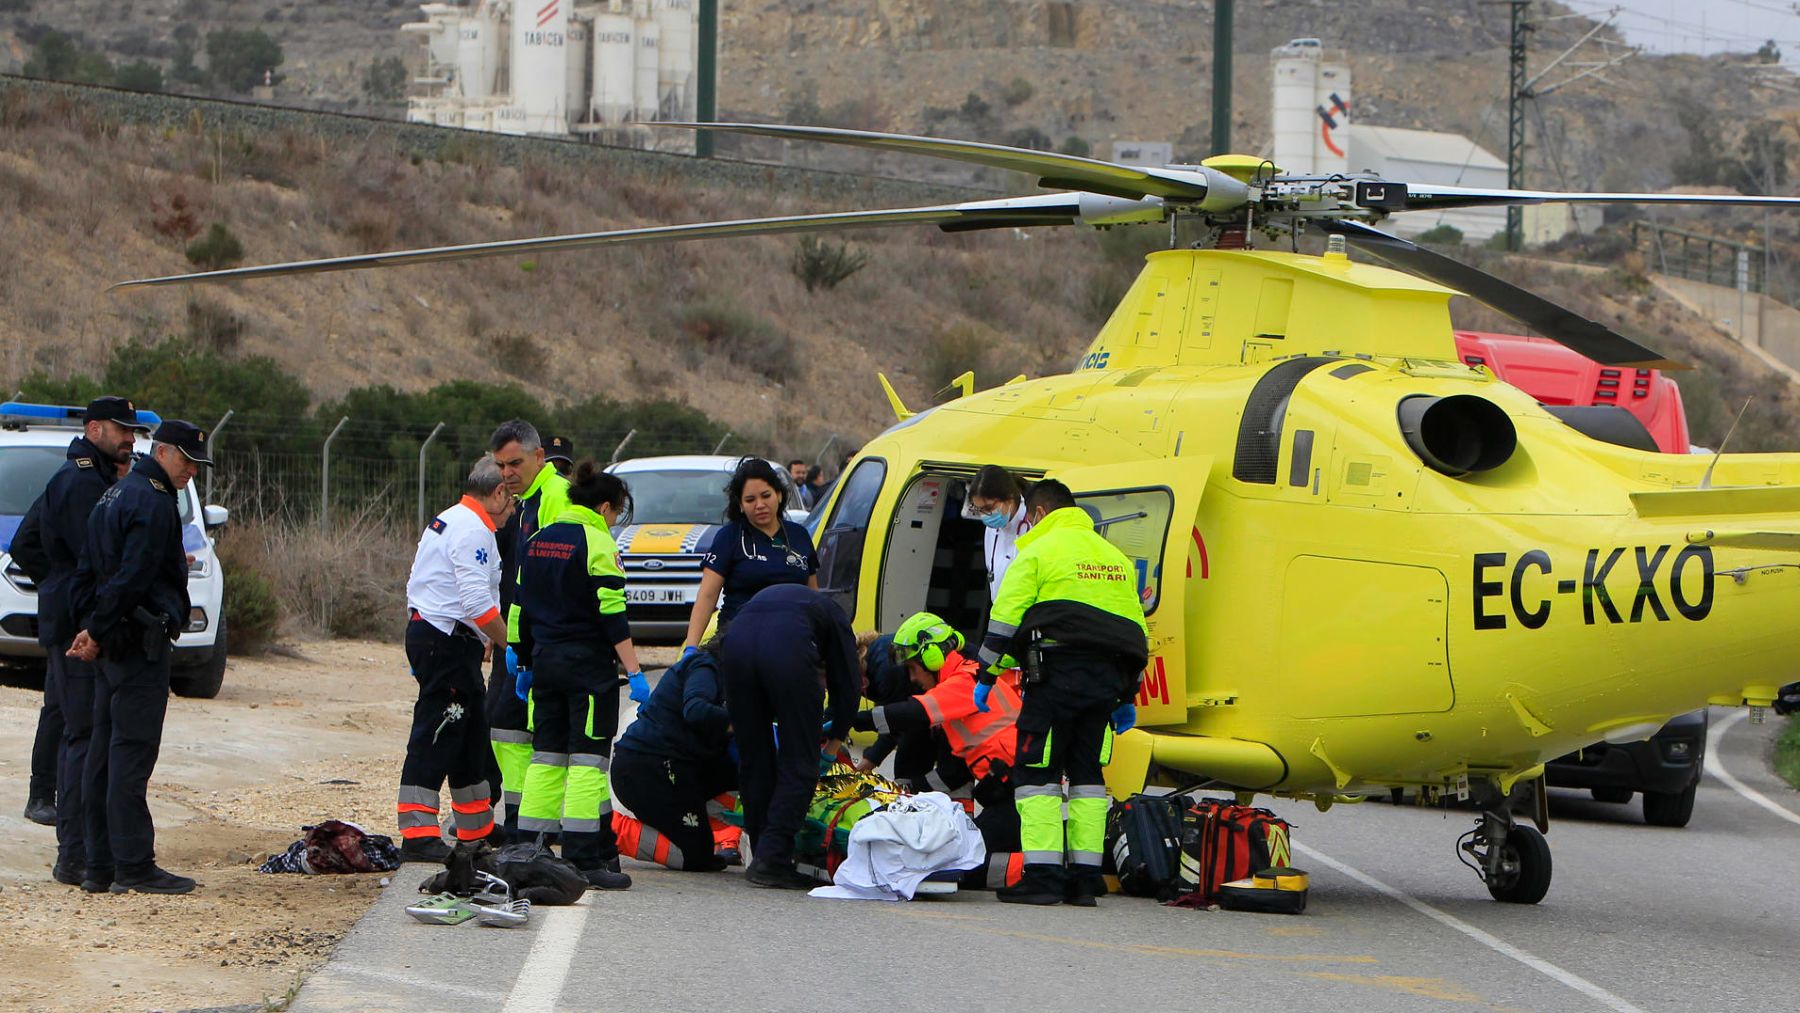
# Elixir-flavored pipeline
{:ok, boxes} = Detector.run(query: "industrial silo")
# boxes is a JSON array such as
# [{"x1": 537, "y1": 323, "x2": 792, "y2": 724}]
[
  {"x1": 591, "y1": 10, "x2": 635, "y2": 125},
  {"x1": 655, "y1": 0, "x2": 695, "y2": 119},
  {"x1": 512, "y1": 0, "x2": 570, "y2": 134},
  {"x1": 1270, "y1": 38, "x2": 1319, "y2": 174},
  {"x1": 634, "y1": 13, "x2": 662, "y2": 122},
  {"x1": 565, "y1": 16, "x2": 591, "y2": 122},
  {"x1": 456, "y1": 6, "x2": 503, "y2": 101}
]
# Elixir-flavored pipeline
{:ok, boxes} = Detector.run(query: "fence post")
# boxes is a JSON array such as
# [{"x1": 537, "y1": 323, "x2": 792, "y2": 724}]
[
  {"x1": 711, "y1": 430, "x2": 734, "y2": 455},
  {"x1": 321, "y1": 416, "x2": 349, "y2": 532},
  {"x1": 814, "y1": 433, "x2": 840, "y2": 470},
  {"x1": 418, "y1": 421, "x2": 446, "y2": 531},
  {"x1": 204, "y1": 409, "x2": 233, "y2": 506},
  {"x1": 610, "y1": 429, "x2": 637, "y2": 465}
]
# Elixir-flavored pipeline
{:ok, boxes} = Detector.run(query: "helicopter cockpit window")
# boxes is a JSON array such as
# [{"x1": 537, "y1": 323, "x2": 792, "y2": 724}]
[
  {"x1": 817, "y1": 458, "x2": 887, "y2": 615},
  {"x1": 1073, "y1": 487, "x2": 1174, "y2": 616}
]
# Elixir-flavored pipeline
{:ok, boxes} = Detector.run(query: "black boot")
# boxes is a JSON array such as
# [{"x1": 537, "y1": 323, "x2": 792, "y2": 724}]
[
  {"x1": 400, "y1": 838, "x2": 453, "y2": 864},
  {"x1": 51, "y1": 858, "x2": 85, "y2": 886},
  {"x1": 23, "y1": 797, "x2": 56, "y2": 826},
  {"x1": 582, "y1": 857, "x2": 632, "y2": 890},
  {"x1": 997, "y1": 863, "x2": 1065, "y2": 906},
  {"x1": 1065, "y1": 872, "x2": 1102, "y2": 908},
  {"x1": 745, "y1": 859, "x2": 815, "y2": 890},
  {"x1": 111, "y1": 866, "x2": 197, "y2": 895}
]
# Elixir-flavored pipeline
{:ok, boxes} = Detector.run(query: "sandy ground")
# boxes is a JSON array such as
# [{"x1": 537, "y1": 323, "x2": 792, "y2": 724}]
[{"x1": 0, "y1": 639, "x2": 680, "y2": 1013}]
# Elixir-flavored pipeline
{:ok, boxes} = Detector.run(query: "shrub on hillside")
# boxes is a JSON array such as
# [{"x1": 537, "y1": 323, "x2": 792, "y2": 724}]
[
  {"x1": 114, "y1": 60, "x2": 165, "y2": 93},
  {"x1": 922, "y1": 324, "x2": 1019, "y2": 394},
  {"x1": 185, "y1": 298, "x2": 244, "y2": 352},
  {"x1": 225, "y1": 514, "x2": 410, "y2": 640},
  {"x1": 186, "y1": 222, "x2": 244, "y2": 270},
  {"x1": 679, "y1": 302, "x2": 799, "y2": 384},
  {"x1": 791, "y1": 236, "x2": 867, "y2": 292},
  {"x1": 363, "y1": 56, "x2": 408, "y2": 102},
  {"x1": 1417, "y1": 224, "x2": 1464, "y2": 246},
  {"x1": 206, "y1": 28, "x2": 283, "y2": 92},
  {"x1": 213, "y1": 531, "x2": 279, "y2": 653},
  {"x1": 22, "y1": 30, "x2": 114, "y2": 85}
]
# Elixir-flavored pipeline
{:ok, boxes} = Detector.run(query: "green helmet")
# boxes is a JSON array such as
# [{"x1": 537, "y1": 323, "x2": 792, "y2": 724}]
[{"x1": 892, "y1": 612, "x2": 965, "y2": 672}]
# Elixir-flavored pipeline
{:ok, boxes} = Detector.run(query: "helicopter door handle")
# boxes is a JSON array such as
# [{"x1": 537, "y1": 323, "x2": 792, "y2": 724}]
[{"x1": 1091, "y1": 510, "x2": 1149, "y2": 530}]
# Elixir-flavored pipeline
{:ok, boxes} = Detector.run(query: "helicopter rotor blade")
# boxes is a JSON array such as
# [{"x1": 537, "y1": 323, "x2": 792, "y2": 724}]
[
  {"x1": 109, "y1": 192, "x2": 1139, "y2": 290},
  {"x1": 1319, "y1": 219, "x2": 1685, "y2": 371},
  {"x1": 1354, "y1": 180, "x2": 1800, "y2": 213},
  {"x1": 653, "y1": 121, "x2": 1250, "y2": 211}
]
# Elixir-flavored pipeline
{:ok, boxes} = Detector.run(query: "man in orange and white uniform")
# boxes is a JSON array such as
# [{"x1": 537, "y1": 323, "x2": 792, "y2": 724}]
[
  {"x1": 398, "y1": 457, "x2": 513, "y2": 862},
  {"x1": 850, "y1": 611, "x2": 1025, "y2": 889}
]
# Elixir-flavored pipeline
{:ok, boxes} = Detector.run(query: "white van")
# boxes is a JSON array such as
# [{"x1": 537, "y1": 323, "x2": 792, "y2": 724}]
[{"x1": 0, "y1": 403, "x2": 230, "y2": 697}]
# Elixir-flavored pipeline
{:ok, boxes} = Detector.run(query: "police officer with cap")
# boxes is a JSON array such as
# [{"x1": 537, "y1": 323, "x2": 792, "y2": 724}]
[
  {"x1": 10, "y1": 397, "x2": 147, "y2": 888},
  {"x1": 544, "y1": 436, "x2": 575, "y2": 477},
  {"x1": 67, "y1": 419, "x2": 212, "y2": 895}
]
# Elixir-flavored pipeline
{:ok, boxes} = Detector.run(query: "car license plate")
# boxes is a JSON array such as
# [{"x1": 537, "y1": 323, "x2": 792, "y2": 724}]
[{"x1": 626, "y1": 588, "x2": 695, "y2": 604}]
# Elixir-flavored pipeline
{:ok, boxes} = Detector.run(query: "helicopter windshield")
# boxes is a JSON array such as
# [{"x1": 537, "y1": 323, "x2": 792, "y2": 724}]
[{"x1": 1076, "y1": 488, "x2": 1174, "y2": 615}]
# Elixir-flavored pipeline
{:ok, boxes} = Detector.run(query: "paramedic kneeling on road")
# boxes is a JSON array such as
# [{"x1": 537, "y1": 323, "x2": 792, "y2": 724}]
[
  {"x1": 398, "y1": 457, "x2": 513, "y2": 862},
  {"x1": 851, "y1": 612, "x2": 1026, "y2": 890},
  {"x1": 975, "y1": 479, "x2": 1149, "y2": 908},
  {"x1": 610, "y1": 641, "x2": 738, "y2": 872},
  {"x1": 514, "y1": 462, "x2": 643, "y2": 891},
  {"x1": 682, "y1": 458, "x2": 817, "y2": 648}
]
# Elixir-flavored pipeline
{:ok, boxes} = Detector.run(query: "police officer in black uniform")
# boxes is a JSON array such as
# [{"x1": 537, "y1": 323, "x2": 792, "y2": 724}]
[
  {"x1": 67, "y1": 420, "x2": 212, "y2": 895},
  {"x1": 544, "y1": 435, "x2": 575, "y2": 477},
  {"x1": 9, "y1": 397, "x2": 147, "y2": 882}
]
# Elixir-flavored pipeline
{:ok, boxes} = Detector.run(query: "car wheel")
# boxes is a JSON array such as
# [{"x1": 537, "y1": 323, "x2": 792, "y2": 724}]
[
  {"x1": 1643, "y1": 779, "x2": 1697, "y2": 828},
  {"x1": 1485, "y1": 823, "x2": 1552, "y2": 905},
  {"x1": 1590, "y1": 787, "x2": 1632, "y2": 804},
  {"x1": 173, "y1": 618, "x2": 227, "y2": 700}
]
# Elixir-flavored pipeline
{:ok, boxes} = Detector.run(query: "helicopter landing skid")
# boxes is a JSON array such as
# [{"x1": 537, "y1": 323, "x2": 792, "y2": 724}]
[{"x1": 1457, "y1": 808, "x2": 1553, "y2": 905}]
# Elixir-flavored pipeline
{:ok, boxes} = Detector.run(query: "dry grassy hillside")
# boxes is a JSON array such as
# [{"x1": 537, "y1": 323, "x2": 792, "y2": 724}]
[{"x1": 0, "y1": 83, "x2": 1121, "y2": 452}]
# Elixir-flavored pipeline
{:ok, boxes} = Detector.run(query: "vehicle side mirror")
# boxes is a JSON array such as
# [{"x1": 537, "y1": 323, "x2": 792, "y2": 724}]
[{"x1": 203, "y1": 504, "x2": 230, "y2": 529}]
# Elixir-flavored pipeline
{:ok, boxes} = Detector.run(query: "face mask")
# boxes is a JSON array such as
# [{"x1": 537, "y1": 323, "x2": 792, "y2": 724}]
[{"x1": 980, "y1": 509, "x2": 1011, "y2": 530}]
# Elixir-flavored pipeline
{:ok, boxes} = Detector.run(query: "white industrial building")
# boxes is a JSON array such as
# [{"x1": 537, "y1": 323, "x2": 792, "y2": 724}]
[
  {"x1": 403, "y1": 0, "x2": 698, "y2": 147},
  {"x1": 1270, "y1": 38, "x2": 1592, "y2": 244}
]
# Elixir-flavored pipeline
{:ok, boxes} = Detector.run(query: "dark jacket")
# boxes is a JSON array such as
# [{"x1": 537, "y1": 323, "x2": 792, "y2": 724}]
[
  {"x1": 616, "y1": 650, "x2": 731, "y2": 761},
  {"x1": 724, "y1": 584, "x2": 862, "y2": 734},
  {"x1": 859, "y1": 634, "x2": 911, "y2": 766},
  {"x1": 72, "y1": 454, "x2": 190, "y2": 661},
  {"x1": 14, "y1": 437, "x2": 120, "y2": 647}
]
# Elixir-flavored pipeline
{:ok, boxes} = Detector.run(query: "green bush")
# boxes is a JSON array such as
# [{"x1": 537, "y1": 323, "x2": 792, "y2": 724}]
[
  {"x1": 1058, "y1": 135, "x2": 1091, "y2": 158},
  {"x1": 216, "y1": 535, "x2": 279, "y2": 653},
  {"x1": 1001, "y1": 77, "x2": 1034, "y2": 107},
  {"x1": 363, "y1": 56, "x2": 408, "y2": 102},
  {"x1": 23, "y1": 30, "x2": 115, "y2": 85},
  {"x1": 791, "y1": 236, "x2": 867, "y2": 293},
  {"x1": 186, "y1": 222, "x2": 245, "y2": 270},
  {"x1": 1417, "y1": 224, "x2": 1464, "y2": 246},
  {"x1": 206, "y1": 28, "x2": 283, "y2": 92},
  {"x1": 679, "y1": 302, "x2": 799, "y2": 384},
  {"x1": 114, "y1": 60, "x2": 165, "y2": 93},
  {"x1": 185, "y1": 298, "x2": 244, "y2": 352}
]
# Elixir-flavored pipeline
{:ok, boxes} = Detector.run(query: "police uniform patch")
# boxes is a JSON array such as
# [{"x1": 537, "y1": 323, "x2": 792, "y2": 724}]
[
  {"x1": 76, "y1": 458, "x2": 93, "y2": 469},
  {"x1": 148, "y1": 478, "x2": 168, "y2": 493}
]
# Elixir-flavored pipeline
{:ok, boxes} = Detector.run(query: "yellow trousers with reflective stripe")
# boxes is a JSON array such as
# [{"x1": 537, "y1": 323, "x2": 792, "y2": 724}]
[{"x1": 518, "y1": 642, "x2": 620, "y2": 869}]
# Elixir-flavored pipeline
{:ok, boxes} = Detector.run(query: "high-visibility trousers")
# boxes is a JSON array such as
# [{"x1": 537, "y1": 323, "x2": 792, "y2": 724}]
[{"x1": 518, "y1": 640, "x2": 620, "y2": 870}]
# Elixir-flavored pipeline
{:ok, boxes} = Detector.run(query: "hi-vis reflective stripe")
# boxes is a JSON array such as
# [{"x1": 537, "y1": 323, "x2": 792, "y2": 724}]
[
  {"x1": 1267, "y1": 823, "x2": 1292, "y2": 867},
  {"x1": 920, "y1": 695, "x2": 946, "y2": 725}
]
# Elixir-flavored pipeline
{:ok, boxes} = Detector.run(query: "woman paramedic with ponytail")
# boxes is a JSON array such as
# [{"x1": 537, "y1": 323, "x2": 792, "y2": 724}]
[
  {"x1": 849, "y1": 612, "x2": 1028, "y2": 893},
  {"x1": 680, "y1": 458, "x2": 818, "y2": 650}
]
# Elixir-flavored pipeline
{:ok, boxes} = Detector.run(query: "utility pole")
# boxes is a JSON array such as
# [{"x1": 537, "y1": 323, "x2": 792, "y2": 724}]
[
  {"x1": 1211, "y1": 0, "x2": 1233, "y2": 154},
  {"x1": 696, "y1": 0, "x2": 718, "y2": 158},
  {"x1": 1505, "y1": 0, "x2": 1530, "y2": 251}
]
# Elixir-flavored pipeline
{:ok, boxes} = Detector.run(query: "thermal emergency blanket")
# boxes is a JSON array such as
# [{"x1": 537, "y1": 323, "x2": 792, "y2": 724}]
[{"x1": 810, "y1": 792, "x2": 986, "y2": 902}]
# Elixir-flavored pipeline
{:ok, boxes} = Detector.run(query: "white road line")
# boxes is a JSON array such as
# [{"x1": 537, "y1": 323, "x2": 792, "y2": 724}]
[
  {"x1": 1291, "y1": 841, "x2": 1646, "y2": 1013},
  {"x1": 501, "y1": 900, "x2": 594, "y2": 1013},
  {"x1": 331, "y1": 964, "x2": 509, "y2": 1003},
  {"x1": 1705, "y1": 709, "x2": 1800, "y2": 827}
]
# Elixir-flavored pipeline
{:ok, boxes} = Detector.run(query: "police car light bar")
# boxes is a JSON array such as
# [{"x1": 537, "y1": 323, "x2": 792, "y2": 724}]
[{"x1": 0, "y1": 402, "x2": 164, "y2": 428}]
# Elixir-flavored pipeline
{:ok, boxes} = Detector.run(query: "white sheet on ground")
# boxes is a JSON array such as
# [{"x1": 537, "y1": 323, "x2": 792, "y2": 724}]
[{"x1": 809, "y1": 792, "x2": 986, "y2": 902}]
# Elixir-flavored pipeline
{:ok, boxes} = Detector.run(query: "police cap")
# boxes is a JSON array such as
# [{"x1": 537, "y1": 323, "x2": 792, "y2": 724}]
[
  {"x1": 545, "y1": 435, "x2": 575, "y2": 465},
  {"x1": 153, "y1": 420, "x2": 214, "y2": 466},
  {"x1": 86, "y1": 396, "x2": 151, "y2": 432}
]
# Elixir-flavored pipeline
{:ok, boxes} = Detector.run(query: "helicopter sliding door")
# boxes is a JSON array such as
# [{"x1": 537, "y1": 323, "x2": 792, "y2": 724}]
[
  {"x1": 875, "y1": 471, "x2": 990, "y2": 641},
  {"x1": 1048, "y1": 458, "x2": 1213, "y2": 728}
]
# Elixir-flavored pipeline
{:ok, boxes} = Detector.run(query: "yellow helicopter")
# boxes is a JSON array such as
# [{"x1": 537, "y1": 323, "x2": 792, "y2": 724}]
[{"x1": 118, "y1": 123, "x2": 1800, "y2": 905}]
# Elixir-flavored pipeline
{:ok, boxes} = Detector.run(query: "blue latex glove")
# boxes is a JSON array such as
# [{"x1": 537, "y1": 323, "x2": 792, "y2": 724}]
[
  {"x1": 973, "y1": 681, "x2": 993, "y2": 713},
  {"x1": 681, "y1": 645, "x2": 698, "y2": 661},
  {"x1": 627, "y1": 671, "x2": 650, "y2": 704},
  {"x1": 514, "y1": 666, "x2": 534, "y2": 702},
  {"x1": 504, "y1": 646, "x2": 521, "y2": 677},
  {"x1": 1110, "y1": 702, "x2": 1137, "y2": 735},
  {"x1": 820, "y1": 748, "x2": 840, "y2": 773}
]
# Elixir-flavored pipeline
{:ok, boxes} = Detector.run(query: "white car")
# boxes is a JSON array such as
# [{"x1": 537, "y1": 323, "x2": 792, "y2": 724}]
[
  {"x1": 0, "y1": 403, "x2": 230, "y2": 698},
  {"x1": 605, "y1": 455, "x2": 807, "y2": 644}
]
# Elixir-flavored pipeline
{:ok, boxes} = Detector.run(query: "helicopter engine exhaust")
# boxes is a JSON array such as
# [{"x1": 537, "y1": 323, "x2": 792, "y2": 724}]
[{"x1": 1397, "y1": 395, "x2": 1517, "y2": 477}]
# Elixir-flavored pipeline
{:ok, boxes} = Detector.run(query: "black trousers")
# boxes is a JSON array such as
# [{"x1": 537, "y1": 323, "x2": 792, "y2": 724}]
[
  {"x1": 85, "y1": 650, "x2": 172, "y2": 878},
  {"x1": 53, "y1": 651, "x2": 100, "y2": 867},
  {"x1": 29, "y1": 656, "x2": 63, "y2": 802},
  {"x1": 484, "y1": 648, "x2": 507, "y2": 810},
  {"x1": 486, "y1": 657, "x2": 531, "y2": 836},
  {"x1": 399, "y1": 620, "x2": 494, "y2": 845},
  {"x1": 612, "y1": 746, "x2": 737, "y2": 872},
  {"x1": 720, "y1": 625, "x2": 825, "y2": 869}
]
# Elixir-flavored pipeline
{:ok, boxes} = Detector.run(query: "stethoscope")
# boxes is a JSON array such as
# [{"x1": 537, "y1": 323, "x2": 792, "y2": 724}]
[{"x1": 741, "y1": 525, "x2": 807, "y2": 568}]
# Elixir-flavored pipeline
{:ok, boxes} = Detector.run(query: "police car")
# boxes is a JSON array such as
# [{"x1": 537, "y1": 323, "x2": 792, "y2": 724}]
[
  {"x1": 606, "y1": 455, "x2": 806, "y2": 644},
  {"x1": 0, "y1": 403, "x2": 230, "y2": 697}
]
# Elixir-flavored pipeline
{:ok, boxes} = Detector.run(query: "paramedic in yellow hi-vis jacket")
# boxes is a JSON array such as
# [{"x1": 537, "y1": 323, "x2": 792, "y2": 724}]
[
  {"x1": 973, "y1": 479, "x2": 1149, "y2": 907},
  {"x1": 514, "y1": 461, "x2": 644, "y2": 890},
  {"x1": 489, "y1": 419, "x2": 571, "y2": 839}
]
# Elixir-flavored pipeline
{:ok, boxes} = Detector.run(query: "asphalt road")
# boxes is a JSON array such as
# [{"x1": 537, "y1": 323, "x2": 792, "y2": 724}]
[{"x1": 291, "y1": 708, "x2": 1800, "y2": 1013}]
